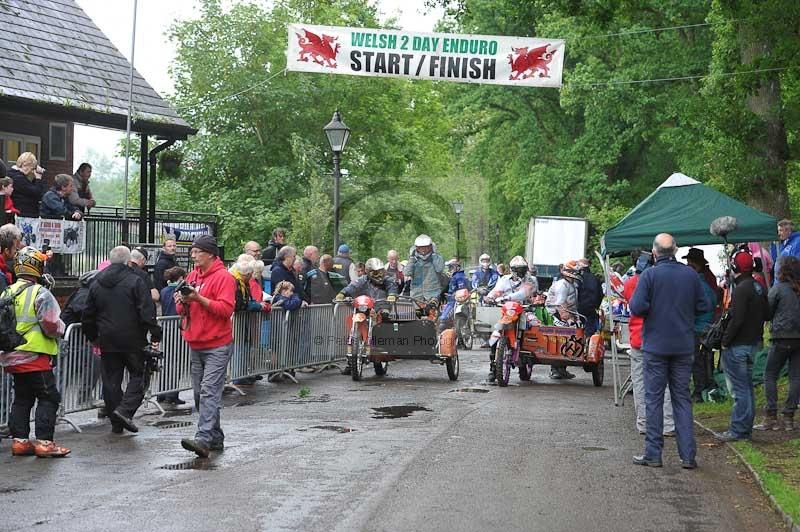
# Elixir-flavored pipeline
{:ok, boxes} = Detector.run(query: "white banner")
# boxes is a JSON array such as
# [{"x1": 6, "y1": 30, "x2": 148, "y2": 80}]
[
  {"x1": 286, "y1": 24, "x2": 565, "y2": 87},
  {"x1": 16, "y1": 217, "x2": 86, "y2": 254}
]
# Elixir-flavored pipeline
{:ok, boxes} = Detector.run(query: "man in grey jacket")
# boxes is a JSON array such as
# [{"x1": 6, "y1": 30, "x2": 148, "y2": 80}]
[{"x1": 69, "y1": 163, "x2": 96, "y2": 213}]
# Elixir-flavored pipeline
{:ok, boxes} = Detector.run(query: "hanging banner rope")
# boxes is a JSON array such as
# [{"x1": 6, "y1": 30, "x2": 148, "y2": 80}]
[{"x1": 286, "y1": 24, "x2": 565, "y2": 88}]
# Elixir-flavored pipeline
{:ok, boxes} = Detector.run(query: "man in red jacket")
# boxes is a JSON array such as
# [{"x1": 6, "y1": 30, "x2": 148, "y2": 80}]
[
  {"x1": 175, "y1": 235, "x2": 237, "y2": 457},
  {"x1": 622, "y1": 252, "x2": 675, "y2": 437}
]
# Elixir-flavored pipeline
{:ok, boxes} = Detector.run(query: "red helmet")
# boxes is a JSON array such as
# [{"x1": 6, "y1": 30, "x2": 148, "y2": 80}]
[{"x1": 353, "y1": 295, "x2": 374, "y2": 311}]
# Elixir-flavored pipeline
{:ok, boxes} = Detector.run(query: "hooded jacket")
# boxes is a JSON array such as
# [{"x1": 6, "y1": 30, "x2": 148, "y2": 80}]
[
  {"x1": 176, "y1": 257, "x2": 236, "y2": 350},
  {"x1": 9, "y1": 167, "x2": 45, "y2": 218},
  {"x1": 61, "y1": 269, "x2": 99, "y2": 326},
  {"x1": 577, "y1": 269, "x2": 603, "y2": 317},
  {"x1": 722, "y1": 273, "x2": 768, "y2": 347},
  {"x1": 772, "y1": 231, "x2": 800, "y2": 284},
  {"x1": 768, "y1": 282, "x2": 800, "y2": 340},
  {"x1": 261, "y1": 239, "x2": 283, "y2": 266},
  {"x1": 406, "y1": 251, "x2": 445, "y2": 300},
  {"x1": 153, "y1": 251, "x2": 177, "y2": 290},
  {"x1": 82, "y1": 263, "x2": 161, "y2": 352}
]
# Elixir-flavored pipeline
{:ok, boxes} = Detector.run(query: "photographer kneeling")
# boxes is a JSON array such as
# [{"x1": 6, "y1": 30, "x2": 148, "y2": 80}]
[{"x1": 82, "y1": 246, "x2": 162, "y2": 434}]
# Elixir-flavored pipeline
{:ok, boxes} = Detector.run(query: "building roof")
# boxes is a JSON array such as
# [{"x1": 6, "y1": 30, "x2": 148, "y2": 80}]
[{"x1": 0, "y1": 0, "x2": 195, "y2": 138}]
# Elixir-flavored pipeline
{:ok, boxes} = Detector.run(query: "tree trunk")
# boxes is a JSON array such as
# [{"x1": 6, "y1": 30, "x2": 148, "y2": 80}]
[{"x1": 740, "y1": 28, "x2": 791, "y2": 218}]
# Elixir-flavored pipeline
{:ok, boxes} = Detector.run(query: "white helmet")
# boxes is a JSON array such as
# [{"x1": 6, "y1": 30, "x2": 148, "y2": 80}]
[
  {"x1": 479, "y1": 253, "x2": 490, "y2": 262},
  {"x1": 365, "y1": 257, "x2": 385, "y2": 272},
  {"x1": 509, "y1": 255, "x2": 528, "y2": 279},
  {"x1": 365, "y1": 257, "x2": 386, "y2": 283},
  {"x1": 479, "y1": 253, "x2": 491, "y2": 268},
  {"x1": 414, "y1": 234, "x2": 432, "y2": 247}
]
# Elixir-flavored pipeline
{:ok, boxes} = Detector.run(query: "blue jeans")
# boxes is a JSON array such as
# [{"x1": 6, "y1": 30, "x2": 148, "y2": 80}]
[
  {"x1": 643, "y1": 352, "x2": 696, "y2": 462},
  {"x1": 190, "y1": 344, "x2": 233, "y2": 446},
  {"x1": 722, "y1": 344, "x2": 757, "y2": 437}
]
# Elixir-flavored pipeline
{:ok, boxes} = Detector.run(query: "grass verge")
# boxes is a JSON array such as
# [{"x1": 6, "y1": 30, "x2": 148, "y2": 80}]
[{"x1": 694, "y1": 377, "x2": 800, "y2": 524}]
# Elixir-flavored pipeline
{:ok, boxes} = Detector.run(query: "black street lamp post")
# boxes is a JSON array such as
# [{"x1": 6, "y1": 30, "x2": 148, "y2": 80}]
[
  {"x1": 323, "y1": 110, "x2": 351, "y2": 252},
  {"x1": 452, "y1": 200, "x2": 464, "y2": 261}
]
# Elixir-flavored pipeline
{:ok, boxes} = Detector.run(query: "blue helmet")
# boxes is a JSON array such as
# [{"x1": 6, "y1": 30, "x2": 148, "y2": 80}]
[{"x1": 338, "y1": 244, "x2": 350, "y2": 254}]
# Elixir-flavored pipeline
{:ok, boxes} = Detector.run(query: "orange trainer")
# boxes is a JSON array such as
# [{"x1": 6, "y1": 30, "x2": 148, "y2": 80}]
[
  {"x1": 33, "y1": 440, "x2": 71, "y2": 458},
  {"x1": 11, "y1": 438, "x2": 35, "y2": 456}
]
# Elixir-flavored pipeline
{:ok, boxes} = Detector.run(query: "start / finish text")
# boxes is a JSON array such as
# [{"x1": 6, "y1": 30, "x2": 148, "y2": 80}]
[{"x1": 350, "y1": 51, "x2": 497, "y2": 81}]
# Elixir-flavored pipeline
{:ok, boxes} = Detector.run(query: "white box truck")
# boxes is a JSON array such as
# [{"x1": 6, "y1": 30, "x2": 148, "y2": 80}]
[{"x1": 525, "y1": 216, "x2": 588, "y2": 281}]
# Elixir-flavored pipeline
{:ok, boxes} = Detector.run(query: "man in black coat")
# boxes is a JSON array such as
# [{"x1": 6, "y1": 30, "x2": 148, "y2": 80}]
[
  {"x1": 153, "y1": 237, "x2": 177, "y2": 290},
  {"x1": 260, "y1": 227, "x2": 286, "y2": 266},
  {"x1": 82, "y1": 246, "x2": 162, "y2": 434},
  {"x1": 577, "y1": 257, "x2": 604, "y2": 336}
]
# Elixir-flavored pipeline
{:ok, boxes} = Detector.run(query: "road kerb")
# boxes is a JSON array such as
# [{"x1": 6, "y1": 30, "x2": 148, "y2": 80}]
[{"x1": 694, "y1": 418, "x2": 800, "y2": 532}]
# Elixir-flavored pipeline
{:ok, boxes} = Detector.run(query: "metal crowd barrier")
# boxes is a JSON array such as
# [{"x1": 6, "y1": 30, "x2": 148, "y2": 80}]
[{"x1": 0, "y1": 305, "x2": 353, "y2": 432}]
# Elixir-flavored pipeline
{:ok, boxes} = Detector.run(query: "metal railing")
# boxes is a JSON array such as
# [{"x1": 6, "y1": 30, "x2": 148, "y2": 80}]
[
  {"x1": 0, "y1": 304, "x2": 351, "y2": 433},
  {"x1": 51, "y1": 209, "x2": 219, "y2": 278}
]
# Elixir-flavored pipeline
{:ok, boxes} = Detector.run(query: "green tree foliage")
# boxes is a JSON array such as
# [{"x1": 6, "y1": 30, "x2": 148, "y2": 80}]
[
  {"x1": 164, "y1": 0, "x2": 798, "y2": 263},
  {"x1": 167, "y1": 0, "x2": 459, "y2": 259},
  {"x1": 434, "y1": 0, "x2": 798, "y2": 258}
]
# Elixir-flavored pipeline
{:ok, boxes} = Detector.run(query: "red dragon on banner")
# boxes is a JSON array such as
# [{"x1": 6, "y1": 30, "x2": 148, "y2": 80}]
[
  {"x1": 507, "y1": 44, "x2": 555, "y2": 81},
  {"x1": 296, "y1": 29, "x2": 340, "y2": 68}
]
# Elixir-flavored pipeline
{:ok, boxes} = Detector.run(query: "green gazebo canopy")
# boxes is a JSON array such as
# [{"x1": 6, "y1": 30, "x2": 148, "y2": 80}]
[{"x1": 602, "y1": 173, "x2": 777, "y2": 256}]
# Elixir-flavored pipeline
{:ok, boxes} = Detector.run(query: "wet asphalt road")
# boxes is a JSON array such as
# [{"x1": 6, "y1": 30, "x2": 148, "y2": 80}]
[{"x1": 0, "y1": 348, "x2": 786, "y2": 532}]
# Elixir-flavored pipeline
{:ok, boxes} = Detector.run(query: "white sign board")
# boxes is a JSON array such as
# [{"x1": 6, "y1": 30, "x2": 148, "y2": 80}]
[
  {"x1": 16, "y1": 217, "x2": 86, "y2": 254},
  {"x1": 526, "y1": 217, "x2": 588, "y2": 266},
  {"x1": 286, "y1": 24, "x2": 565, "y2": 87}
]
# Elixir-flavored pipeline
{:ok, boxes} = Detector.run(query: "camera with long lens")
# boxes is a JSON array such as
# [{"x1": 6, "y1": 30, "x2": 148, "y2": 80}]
[
  {"x1": 174, "y1": 279, "x2": 195, "y2": 297},
  {"x1": 141, "y1": 345, "x2": 164, "y2": 373}
]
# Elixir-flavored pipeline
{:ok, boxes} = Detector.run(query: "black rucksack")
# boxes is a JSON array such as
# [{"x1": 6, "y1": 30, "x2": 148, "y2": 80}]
[{"x1": 0, "y1": 283, "x2": 34, "y2": 352}]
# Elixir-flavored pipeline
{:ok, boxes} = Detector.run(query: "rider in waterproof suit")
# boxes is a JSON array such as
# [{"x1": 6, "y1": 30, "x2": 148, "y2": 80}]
[
  {"x1": 336, "y1": 258, "x2": 398, "y2": 375},
  {"x1": 336, "y1": 257, "x2": 398, "y2": 301},
  {"x1": 545, "y1": 260, "x2": 582, "y2": 380},
  {"x1": 439, "y1": 259, "x2": 470, "y2": 332},
  {"x1": 472, "y1": 253, "x2": 499, "y2": 301},
  {"x1": 404, "y1": 234, "x2": 445, "y2": 302},
  {"x1": 484, "y1": 256, "x2": 538, "y2": 381}
]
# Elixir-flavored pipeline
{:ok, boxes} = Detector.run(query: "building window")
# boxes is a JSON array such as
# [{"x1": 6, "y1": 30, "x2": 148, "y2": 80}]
[
  {"x1": 49, "y1": 123, "x2": 67, "y2": 161},
  {"x1": 0, "y1": 131, "x2": 41, "y2": 165}
]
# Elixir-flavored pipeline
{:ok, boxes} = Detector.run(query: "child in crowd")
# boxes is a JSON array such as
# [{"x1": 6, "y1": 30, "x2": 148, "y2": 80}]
[
  {"x1": 272, "y1": 281, "x2": 301, "y2": 311},
  {"x1": 0, "y1": 176, "x2": 20, "y2": 225},
  {"x1": 157, "y1": 266, "x2": 187, "y2": 405}
]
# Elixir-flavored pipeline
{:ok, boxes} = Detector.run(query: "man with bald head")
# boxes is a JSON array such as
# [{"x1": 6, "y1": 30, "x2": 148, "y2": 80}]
[
  {"x1": 301, "y1": 246, "x2": 319, "y2": 275},
  {"x1": 629, "y1": 233, "x2": 712, "y2": 469},
  {"x1": 244, "y1": 241, "x2": 261, "y2": 259}
]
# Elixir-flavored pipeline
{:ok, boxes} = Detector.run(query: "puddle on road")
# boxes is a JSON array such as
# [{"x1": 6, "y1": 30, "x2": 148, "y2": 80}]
[
  {"x1": 450, "y1": 388, "x2": 490, "y2": 393},
  {"x1": 151, "y1": 420, "x2": 193, "y2": 429},
  {"x1": 0, "y1": 487, "x2": 30, "y2": 494},
  {"x1": 581, "y1": 446, "x2": 607, "y2": 452},
  {"x1": 309, "y1": 425, "x2": 355, "y2": 433},
  {"x1": 233, "y1": 400, "x2": 258, "y2": 407},
  {"x1": 159, "y1": 459, "x2": 217, "y2": 471},
  {"x1": 371, "y1": 405, "x2": 432, "y2": 419}
]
